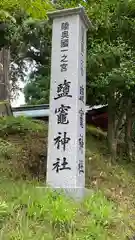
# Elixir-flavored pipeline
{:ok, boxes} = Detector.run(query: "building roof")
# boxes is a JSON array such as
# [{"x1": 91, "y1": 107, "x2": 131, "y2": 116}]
[{"x1": 12, "y1": 104, "x2": 107, "y2": 118}]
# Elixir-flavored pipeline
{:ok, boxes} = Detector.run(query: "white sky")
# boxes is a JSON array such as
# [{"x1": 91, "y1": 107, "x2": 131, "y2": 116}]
[
  {"x1": 11, "y1": 81, "x2": 25, "y2": 107},
  {"x1": 11, "y1": 91, "x2": 25, "y2": 107},
  {"x1": 11, "y1": 62, "x2": 36, "y2": 107}
]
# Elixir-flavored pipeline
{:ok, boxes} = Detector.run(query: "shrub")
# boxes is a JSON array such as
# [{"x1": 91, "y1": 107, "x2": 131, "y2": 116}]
[
  {"x1": 0, "y1": 135, "x2": 47, "y2": 180},
  {"x1": 0, "y1": 139, "x2": 15, "y2": 159},
  {"x1": 0, "y1": 116, "x2": 45, "y2": 136},
  {"x1": 0, "y1": 117, "x2": 47, "y2": 180}
]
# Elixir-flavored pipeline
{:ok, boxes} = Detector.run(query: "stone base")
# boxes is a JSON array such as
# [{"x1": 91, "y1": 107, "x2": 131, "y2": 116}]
[
  {"x1": 36, "y1": 186, "x2": 92, "y2": 201},
  {"x1": 56, "y1": 187, "x2": 92, "y2": 201}
]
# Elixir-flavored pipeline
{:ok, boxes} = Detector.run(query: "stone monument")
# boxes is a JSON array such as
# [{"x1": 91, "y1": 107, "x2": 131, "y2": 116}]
[{"x1": 47, "y1": 7, "x2": 91, "y2": 199}]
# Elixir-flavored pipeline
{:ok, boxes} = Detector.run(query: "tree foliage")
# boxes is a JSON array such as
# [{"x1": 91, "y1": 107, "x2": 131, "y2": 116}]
[
  {"x1": 27, "y1": 0, "x2": 135, "y2": 160},
  {"x1": 0, "y1": 0, "x2": 54, "y2": 22},
  {"x1": 1, "y1": 0, "x2": 135, "y2": 160},
  {"x1": 0, "y1": 0, "x2": 54, "y2": 49},
  {"x1": 0, "y1": 0, "x2": 53, "y2": 97},
  {"x1": 24, "y1": 75, "x2": 50, "y2": 105}
]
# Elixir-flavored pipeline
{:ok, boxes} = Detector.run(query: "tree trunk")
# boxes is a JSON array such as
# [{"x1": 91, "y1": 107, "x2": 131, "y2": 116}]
[
  {"x1": 107, "y1": 94, "x2": 117, "y2": 161},
  {"x1": 107, "y1": 91, "x2": 127, "y2": 161},
  {"x1": 0, "y1": 47, "x2": 10, "y2": 101},
  {"x1": 108, "y1": 114, "x2": 117, "y2": 161},
  {"x1": 0, "y1": 47, "x2": 12, "y2": 116},
  {"x1": 125, "y1": 98, "x2": 133, "y2": 162}
]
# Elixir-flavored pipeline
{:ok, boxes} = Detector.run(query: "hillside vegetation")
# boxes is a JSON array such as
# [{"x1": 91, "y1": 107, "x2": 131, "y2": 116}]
[{"x1": 0, "y1": 117, "x2": 135, "y2": 239}]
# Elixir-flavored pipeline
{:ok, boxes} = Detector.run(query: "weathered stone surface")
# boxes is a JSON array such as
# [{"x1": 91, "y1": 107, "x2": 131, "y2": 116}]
[{"x1": 47, "y1": 7, "x2": 90, "y2": 200}]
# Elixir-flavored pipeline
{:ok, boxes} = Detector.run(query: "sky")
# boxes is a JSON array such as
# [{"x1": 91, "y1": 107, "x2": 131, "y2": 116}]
[
  {"x1": 11, "y1": 81, "x2": 25, "y2": 107},
  {"x1": 12, "y1": 90, "x2": 25, "y2": 107},
  {"x1": 11, "y1": 62, "x2": 36, "y2": 107}
]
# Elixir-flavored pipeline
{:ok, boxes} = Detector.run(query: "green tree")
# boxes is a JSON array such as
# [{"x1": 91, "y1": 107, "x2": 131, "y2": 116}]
[
  {"x1": 52, "y1": 0, "x2": 135, "y2": 160},
  {"x1": 24, "y1": 75, "x2": 50, "y2": 105},
  {"x1": 4, "y1": 0, "x2": 135, "y2": 160},
  {"x1": 0, "y1": 0, "x2": 54, "y2": 21},
  {"x1": 0, "y1": 0, "x2": 54, "y2": 97}
]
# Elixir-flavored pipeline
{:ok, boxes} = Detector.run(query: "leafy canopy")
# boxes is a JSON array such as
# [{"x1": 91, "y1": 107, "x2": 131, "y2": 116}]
[{"x1": 0, "y1": 0, "x2": 54, "y2": 22}]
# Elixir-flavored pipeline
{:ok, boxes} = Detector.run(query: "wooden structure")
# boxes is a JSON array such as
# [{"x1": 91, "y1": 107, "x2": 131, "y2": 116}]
[
  {"x1": 0, "y1": 101, "x2": 12, "y2": 117},
  {"x1": 12, "y1": 104, "x2": 108, "y2": 130},
  {"x1": 0, "y1": 47, "x2": 12, "y2": 116},
  {"x1": 86, "y1": 105, "x2": 108, "y2": 130}
]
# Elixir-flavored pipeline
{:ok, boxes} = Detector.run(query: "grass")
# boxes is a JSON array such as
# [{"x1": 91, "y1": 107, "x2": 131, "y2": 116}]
[
  {"x1": 0, "y1": 117, "x2": 135, "y2": 239},
  {"x1": 0, "y1": 180, "x2": 129, "y2": 239}
]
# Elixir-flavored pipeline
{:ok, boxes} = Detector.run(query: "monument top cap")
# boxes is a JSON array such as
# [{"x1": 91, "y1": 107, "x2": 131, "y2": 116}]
[{"x1": 47, "y1": 7, "x2": 91, "y2": 29}]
